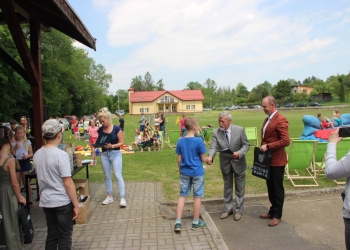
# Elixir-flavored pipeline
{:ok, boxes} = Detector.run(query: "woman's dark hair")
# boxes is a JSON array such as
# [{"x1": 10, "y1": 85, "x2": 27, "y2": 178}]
[{"x1": 0, "y1": 126, "x2": 13, "y2": 150}]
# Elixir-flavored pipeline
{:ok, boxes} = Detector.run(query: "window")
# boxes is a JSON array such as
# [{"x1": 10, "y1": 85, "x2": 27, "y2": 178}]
[
  {"x1": 172, "y1": 105, "x2": 176, "y2": 110},
  {"x1": 140, "y1": 108, "x2": 149, "y2": 113},
  {"x1": 160, "y1": 96, "x2": 174, "y2": 103},
  {"x1": 191, "y1": 105, "x2": 195, "y2": 109},
  {"x1": 303, "y1": 90, "x2": 307, "y2": 94},
  {"x1": 159, "y1": 106, "x2": 163, "y2": 111},
  {"x1": 186, "y1": 105, "x2": 190, "y2": 110}
]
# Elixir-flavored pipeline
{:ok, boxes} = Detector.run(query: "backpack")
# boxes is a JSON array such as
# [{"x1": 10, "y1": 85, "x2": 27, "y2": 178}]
[{"x1": 18, "y1": 204, "x2": 34, "y2": 244}]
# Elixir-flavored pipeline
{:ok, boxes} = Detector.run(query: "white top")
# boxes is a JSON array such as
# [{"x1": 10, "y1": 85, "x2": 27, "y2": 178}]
[
  {"x1": 325, "y1": 143, "x2": 350, "y2": 218},
  {"x1": 33, "y1": 147, "x2": 71, "y2": 208},
  {"x1": 12, "y1": 140, "x2": 31, "y2": 160},
  {"x1": 262, "y1": 110, "x2": 278, "y2": 138}
]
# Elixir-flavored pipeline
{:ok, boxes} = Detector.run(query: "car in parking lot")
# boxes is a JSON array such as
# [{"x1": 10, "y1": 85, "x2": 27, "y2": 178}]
[
  {"x1": 249, "y1": 105, "x2": 261, "y2": 109},
  {"x1": 297, "y1": 103, "x2": 307, "y2": 107},
  {"x1": 309, "y1": 102, "x2": 322, "y2": 107},
  {"x1": 229, "y1": 105, "x2": 240, "y2": 110},
  {"x1": 284, "y1": 103, "x2": 295, "y2": 108},
  {"x1": 115, "y1": 110, "x2": 125, "y2": 116}
]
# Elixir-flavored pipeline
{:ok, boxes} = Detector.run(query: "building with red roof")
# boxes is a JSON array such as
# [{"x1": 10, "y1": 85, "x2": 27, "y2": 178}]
[{"x1": 128, "y1": 88, "x2": 204, "y2": 115}]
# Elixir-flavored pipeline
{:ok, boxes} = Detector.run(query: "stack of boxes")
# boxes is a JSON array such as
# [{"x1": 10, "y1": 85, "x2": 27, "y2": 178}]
[{"x1": 73, "y1": 179, "x2": 91, "y2": 224}]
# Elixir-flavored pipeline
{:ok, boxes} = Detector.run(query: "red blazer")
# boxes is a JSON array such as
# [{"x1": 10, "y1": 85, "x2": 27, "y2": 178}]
[{"x1": 261, "y1": 112, "x2": 290, "y2": 167}]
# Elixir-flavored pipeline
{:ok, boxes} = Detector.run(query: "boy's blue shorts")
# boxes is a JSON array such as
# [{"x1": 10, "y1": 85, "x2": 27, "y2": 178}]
[{"x1": 179, "y1": 174, "x2": 204, "y2": 198}]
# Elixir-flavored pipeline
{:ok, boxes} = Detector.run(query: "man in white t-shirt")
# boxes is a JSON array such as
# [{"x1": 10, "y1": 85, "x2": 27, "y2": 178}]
[{"x1": 33, "y1": 119, "x2": 79, "y2": 249}]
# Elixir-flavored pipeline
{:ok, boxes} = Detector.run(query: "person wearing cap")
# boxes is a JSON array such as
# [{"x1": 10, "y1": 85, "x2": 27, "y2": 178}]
[{"x1": 33, "y1": 119, "x2": 79, "y2": 249}]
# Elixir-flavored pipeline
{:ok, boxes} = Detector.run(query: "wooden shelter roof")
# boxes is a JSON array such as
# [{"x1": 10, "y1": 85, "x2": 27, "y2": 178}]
[{"x1": 0, "y1": 0, "x2": 96, "y2": 151}]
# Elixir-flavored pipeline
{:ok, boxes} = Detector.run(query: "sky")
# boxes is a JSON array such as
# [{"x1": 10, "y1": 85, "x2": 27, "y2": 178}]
[{"x1": 68, "y1": 0, "x2": 350, "y2": 94}]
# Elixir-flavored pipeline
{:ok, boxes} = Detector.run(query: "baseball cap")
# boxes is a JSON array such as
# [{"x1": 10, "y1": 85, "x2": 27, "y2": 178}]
[{"x1": 42, "y1": 119, "x2": 61, "y2": 138}]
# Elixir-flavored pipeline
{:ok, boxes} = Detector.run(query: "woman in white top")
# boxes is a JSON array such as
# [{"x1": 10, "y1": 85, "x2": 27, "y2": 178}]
[{"x1": 154, "y1": 114, "x2": 160, "y2": 131}]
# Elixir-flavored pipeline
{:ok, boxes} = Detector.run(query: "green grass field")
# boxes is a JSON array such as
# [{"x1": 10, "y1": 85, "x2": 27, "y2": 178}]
[{"x1": 70, "y1": 107, "x2": 347, "y2": 201}]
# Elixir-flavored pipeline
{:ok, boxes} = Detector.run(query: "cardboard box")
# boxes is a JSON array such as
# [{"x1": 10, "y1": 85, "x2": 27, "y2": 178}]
[
  {"x1": 75, "y1": 195, "x2": 90, "y2": 224},
  {"x1": 73, "y1": 179, "x2": 90, "y2": 196}
]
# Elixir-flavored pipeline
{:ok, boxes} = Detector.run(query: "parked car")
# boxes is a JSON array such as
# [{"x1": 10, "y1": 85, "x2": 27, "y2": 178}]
[
  {"x1": 59, "y1": 118, "x2": 70, "y2": 130},
  {"x1": 249, "y1": 105, "x2": 261, "y2": 109},
  {"x1": 276, "y1": 103, "x2": 280, "y2": 108},
  {"x1": 297, "y1": 103, "x2": 307, "y2": 107},
  {"x1": 309, "y1": 102, "x2": 322, "y2": 107},
  {"x1": 240, "y1": 106, "x2": 249, "y2": 109},
  {"x1": 229, "y1": 105, "x2": 240, "y2": 110},
  {"x1": 64, "y1": 115, "x2": 77, "y2": 126},
  {"x1": 115, "y1": 110, "x2": 125, "y2": 116},
  {"x1": 203, "y1": 108, "x2": 211, "y2": 111},
  {"x1": 212, "y1": 107, "x2": 216, "y2": 110},
  {"x1": 284, "y1": 103, "x2": 295, "y2": 108}
]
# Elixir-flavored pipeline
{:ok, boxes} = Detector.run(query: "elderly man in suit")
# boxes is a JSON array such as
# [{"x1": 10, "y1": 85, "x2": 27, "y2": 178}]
[
  {"x1": 208, "y1": 111, "x2": 250, "y2": 221},
  {"x1": 259, "y1": 96, "x2": 290, "y2": 227}
]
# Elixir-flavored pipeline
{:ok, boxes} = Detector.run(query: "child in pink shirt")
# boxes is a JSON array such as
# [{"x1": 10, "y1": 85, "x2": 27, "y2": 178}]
[{"x1": 88, "y1": 119, "x2": 99, "y2": 165}]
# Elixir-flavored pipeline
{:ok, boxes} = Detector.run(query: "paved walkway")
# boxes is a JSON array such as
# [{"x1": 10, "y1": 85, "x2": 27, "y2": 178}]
[{"x1": 24, "y1": 182, "x2": 221, "y2": 250}]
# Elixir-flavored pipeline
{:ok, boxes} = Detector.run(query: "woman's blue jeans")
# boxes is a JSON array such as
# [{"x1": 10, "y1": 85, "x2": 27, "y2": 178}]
[{"x1": 101, "y1": 150, "x2": 125, "y2": 198}]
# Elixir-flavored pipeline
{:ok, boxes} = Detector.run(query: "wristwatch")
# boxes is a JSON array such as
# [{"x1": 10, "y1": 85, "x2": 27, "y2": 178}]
[{"x1": 112, "y1": 144, "x2": 114, "y2": 149}]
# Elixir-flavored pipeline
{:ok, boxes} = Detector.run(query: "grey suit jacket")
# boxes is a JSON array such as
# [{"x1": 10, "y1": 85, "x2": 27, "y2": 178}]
[{"x1": 208, "y1": 125, "x2": 250, "y2": 174}]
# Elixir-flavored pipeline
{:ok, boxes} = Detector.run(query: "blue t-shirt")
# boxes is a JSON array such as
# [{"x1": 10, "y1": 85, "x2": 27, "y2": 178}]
[
  {"x1": 175, "y1": 137, "x2": 206, "y2": 176},
  {"x1": 98, "y1": 125, "x2": 121, "y2": 152}
]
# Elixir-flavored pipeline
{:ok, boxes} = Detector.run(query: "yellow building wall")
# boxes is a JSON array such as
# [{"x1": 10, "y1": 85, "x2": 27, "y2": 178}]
[
  {"x1": 298, "y1": 86, "x2": 314, "y2": 94},
  {"x1": 129, "y1": 98, "x2": 203, "y2": 115}
]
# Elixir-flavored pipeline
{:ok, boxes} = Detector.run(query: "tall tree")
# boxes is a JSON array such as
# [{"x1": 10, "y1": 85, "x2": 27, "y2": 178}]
[
  {"x1": 272, "y1": 80, "x2": 291, "y2": 100},
  {"x1": 236, "y1": 83, "x2": 249, "y2": 98},
  {"x1": 186, "y1": 81, "x2": 202, "y2": 90}
]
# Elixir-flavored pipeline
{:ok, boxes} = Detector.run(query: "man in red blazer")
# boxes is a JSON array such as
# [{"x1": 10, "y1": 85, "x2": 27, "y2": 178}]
[{"x1": 259, "y1": 96, "x2": 290, "y2": 227}]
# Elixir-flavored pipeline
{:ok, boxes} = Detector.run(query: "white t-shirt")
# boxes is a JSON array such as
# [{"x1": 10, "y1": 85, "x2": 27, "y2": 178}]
[
  {"x1": 12, "y1": 140, "x2": 31, "y2": 160},
  {"x1": 33, "y1": 147, "x2": 71, "y2": 208}
]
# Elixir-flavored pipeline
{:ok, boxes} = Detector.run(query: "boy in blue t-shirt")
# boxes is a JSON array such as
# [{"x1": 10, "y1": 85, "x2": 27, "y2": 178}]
[{"x1": 174, "y1": 117, "x2": 211, "y2": 232}]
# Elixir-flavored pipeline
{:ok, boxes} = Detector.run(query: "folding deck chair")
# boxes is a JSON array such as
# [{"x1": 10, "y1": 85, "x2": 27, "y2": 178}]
[
  {"x1": 165, "y1": 130, "x2": 181, "y2": 149},
  {"x1": 313, "y1": 142, "x2": 327, "y2": 176},
  {"x1": 245, "y1": 127, "x2": 258, "y2": 146},
  {"x1": 204, "y1": 128, "x2": 213, "y2": 144},
  {"x1": 285, "y1": 140, "x2": 319, "y2": 187}
]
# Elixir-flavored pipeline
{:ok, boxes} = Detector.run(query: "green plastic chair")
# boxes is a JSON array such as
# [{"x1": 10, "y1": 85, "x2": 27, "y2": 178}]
[
  {"x1": 166, "y1": 130, "x2": 180, "y2": 149},
  {"x1": 245, "y1": 127, "x2": 258, "y2": 146},
  {"x1": 285, "y1": 140, "x2": 319, "y2": 187}
]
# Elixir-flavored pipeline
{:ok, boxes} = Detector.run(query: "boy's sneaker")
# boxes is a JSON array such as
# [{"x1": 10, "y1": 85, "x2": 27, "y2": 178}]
[
  {"x1": 102, "y1": 196, "x2": 113, "y2": 205},
  {"x1": 174, "y1": 223, "x2": 181, "y2": 232},
  {"x1": 120, "y1": 198, "x2": 127, "y2": 208},
  {"x1": 192, "y1": 220, "x2": 207, "y2": 230}
]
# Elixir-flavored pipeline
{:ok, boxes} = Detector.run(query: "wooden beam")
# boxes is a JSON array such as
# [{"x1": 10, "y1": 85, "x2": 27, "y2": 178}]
[
  {"x1": 0, "y1": 46, "x2": 29, "y2": 82},
  {"x1": 0, "y1": 12, "x2": 27, "y2": 24},
  {"x1": 30, "y1": 18, "x2": 44, "y2": 151},
  {"x1": 0, "y1": 0, "x2": 39, "y2": 86}
]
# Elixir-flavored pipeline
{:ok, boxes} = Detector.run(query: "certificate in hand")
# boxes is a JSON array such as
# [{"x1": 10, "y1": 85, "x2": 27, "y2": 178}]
[{"x1": 219, "y1": 148, "x2": 233, "y2": 154}]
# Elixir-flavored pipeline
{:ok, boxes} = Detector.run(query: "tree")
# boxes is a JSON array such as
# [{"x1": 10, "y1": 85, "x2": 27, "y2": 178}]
[
  {"x1": 236, "y1": 83, "x2": 249, "y2": 98},
  {"x1": 186, "y1": 81, "x2": 203, "y2": 90},
  {"x1": 272, "y1": 80, "x2": 291, "y2": 100},
  {"x1": 130, "y1": 76, "x2": 143, "y2": 91}
]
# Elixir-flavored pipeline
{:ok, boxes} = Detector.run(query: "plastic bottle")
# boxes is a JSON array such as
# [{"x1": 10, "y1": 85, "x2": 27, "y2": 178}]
[{"x1": 95, "y1": 148, "x2": 100, "y2": 156}]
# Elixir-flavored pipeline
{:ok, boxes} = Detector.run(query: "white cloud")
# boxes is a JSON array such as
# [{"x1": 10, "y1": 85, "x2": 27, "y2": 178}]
[
  {"x1": 91, "y1": 0, "x2": 111, "y2": 8},
  {"x1": 95, "y1": 0, "x2": 350, "y2": 92}
]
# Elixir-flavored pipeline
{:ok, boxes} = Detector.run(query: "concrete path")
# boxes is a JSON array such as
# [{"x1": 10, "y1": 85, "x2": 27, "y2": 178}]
[
  {"x1": 203, "y1": 192, "x2": 345, "y2": 250},
  {"x1": 24, "y1": 182, "x2": 219, "y2": 250},
  {"x1": 17, "y1": 182, "x2": 347, "y2": 250}
]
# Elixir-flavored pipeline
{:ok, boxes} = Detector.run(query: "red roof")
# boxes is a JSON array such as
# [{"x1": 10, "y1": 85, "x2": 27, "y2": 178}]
[{"x1": 130, "y1": 90, "x2": 204, "y2": 103}]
